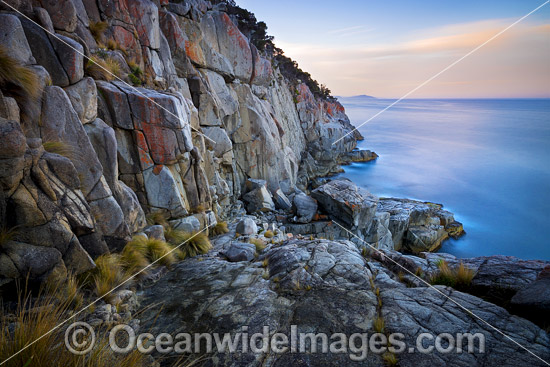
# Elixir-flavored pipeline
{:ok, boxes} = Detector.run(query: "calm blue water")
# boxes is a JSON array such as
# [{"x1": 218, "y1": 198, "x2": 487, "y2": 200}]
[{"x1": 337, "y1": 98, "x2": 550, "y2": 261}]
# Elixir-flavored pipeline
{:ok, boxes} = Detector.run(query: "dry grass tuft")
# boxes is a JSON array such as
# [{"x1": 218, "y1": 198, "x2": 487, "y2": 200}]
[
  {"x1": 382, "y1": 352, "x2": 399, "y2": 366},
  {"x1": 146, "y1": 211, "x2": 170, "y2": 228},
  {"x1": 42, "y1": 141, "x2": 73, "y2": 159},
  {"x1": 210, "y1": 221, "x2": 229, "y2": 236},
  {"x1": 249, "y1": 238, "x2": 266, "y2": 253},
  {"x1": 85, "y1": 55, "x2": 122, "y2": 81},
  {"x1": 164, "y1": 227, "x2": 212, "y2": 259},
  {"x1": 373, "y1": 315, "x2": 385, "y2": 333},
  {"x1": 263, "y1": 230, "x2": 274, "y2": 238},
  {"x1": 89, "y1": 21, "x2": 108, "y2": 43},
  {"x1": 0, "y1": 281, "x2": 147, "y2": 366},
  {"x1": 0, "y1": 226, "x2": 18, "y2": 247},
  {"x1": 0, "y1": 46, "x2": 41, "y2": 99},
  {"x1": 430, "y1": 260, "x2": 475, "y2": 291},
  {"x1": 92, "y1": 254, "x2": 128, "y2": 302}
]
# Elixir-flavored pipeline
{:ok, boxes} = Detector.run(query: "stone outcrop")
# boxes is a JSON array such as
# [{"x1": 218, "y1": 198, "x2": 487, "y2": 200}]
[{"x1": 139, "y1": 237, "x2": 550, "y2": 367}]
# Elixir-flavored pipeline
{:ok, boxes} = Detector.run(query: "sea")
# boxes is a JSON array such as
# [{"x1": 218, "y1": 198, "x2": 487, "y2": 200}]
[{"x1": 337, "y1": 97, "x2": 550, "y2": 261}]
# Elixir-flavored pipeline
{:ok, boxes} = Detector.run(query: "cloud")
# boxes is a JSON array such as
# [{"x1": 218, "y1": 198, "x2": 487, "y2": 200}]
[
  {"x1": 326, "y1": 25, "x2": 375, "y2": 38},
  {"x1": 277, "y1": 18, "x2": 550, "y2": 98}
]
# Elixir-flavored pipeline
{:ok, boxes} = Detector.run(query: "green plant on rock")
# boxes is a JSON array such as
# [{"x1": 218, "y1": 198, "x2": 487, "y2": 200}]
[{"x1": 263, "y1": 230, "x2": 274, "y2": 238}]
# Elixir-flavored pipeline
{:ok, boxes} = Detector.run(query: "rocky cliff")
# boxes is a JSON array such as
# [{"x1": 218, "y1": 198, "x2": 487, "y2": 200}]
[
  {"x1": 1, "y1": 2, "x2": 549, "y2": 367},
  {"x1": 0, "y1": 0, "x2": 367, "y2": 284}
]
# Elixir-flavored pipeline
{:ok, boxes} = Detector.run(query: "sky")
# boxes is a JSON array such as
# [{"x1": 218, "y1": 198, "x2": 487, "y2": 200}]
[{"x1": 236, "y1": 0, "x2": 550, "y2": 98}]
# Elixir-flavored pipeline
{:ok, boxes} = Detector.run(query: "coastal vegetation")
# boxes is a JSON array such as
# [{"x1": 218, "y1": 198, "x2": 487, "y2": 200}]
[{"x1": 430, "y1": 260, "x2": 475, "y2": 291}]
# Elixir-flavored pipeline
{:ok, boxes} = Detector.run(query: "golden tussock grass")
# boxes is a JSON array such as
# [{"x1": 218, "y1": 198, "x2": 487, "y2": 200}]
[
  {"x1": 249, "y1": 238, "x2": 266, "y2": 253},
  {"x1": 0, "y1": 280, "x2": 147, "y2": 367},
  {"x1": 85, "y1": 56, "x2": 121, "y2": 81},
  {"x1": 89, "y1": 21, "x2": 108, "y2": 43},
  {"x1": 0, "y1": 46, "x2": 41, "y2": 100},
  {"x1": 263, "y1": 230, "x2": 274, "y2": 238},
  {"x1": 210, "y1": 221, "x2": 229, "y2": 236},
  {"x1": 42, "y1": 141, "x2": 74, "y2": 159},
  {"x1": 430, "y1": 260, "x2": 475, "y2": 291}
]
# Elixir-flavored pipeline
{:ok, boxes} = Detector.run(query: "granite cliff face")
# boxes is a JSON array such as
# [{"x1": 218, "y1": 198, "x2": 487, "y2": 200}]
[
  {"x1": 0, "y1": 0, "x2": 364, "y2": 283},
  {"x1": 1, "y1": 2, "x2": 549, "y2": 367}
]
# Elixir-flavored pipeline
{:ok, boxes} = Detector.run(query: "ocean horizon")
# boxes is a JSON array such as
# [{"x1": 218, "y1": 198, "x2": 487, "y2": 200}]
[{"x1": 338, "y1": 97, "x2": 550, "y2": 261}]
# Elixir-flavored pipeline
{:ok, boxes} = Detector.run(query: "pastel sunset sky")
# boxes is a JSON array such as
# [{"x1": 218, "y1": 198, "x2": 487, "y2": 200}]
[{"x1": 236, "y1": 0, "x2": 550, "y2": 98}]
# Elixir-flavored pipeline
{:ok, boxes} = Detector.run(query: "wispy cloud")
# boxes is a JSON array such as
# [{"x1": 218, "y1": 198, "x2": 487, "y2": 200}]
[
  {"x1": 278, "y1": 18, "x2": 550, "y2": 98},
  {"x1": 326, "y1": 25, "x2": 375, "y2": 37}
]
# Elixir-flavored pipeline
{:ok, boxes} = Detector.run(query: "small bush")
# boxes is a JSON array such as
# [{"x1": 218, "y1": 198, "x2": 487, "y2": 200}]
[
  {"x1": 89, "y1": 21, "x2": 108, "y2": 43},
  {"x1": 249, "y1": 238, "x2": 266, "y2": 253},
  {"x1": 128, "y1": 72, "x2": 142, "y2": 86},
  {"x1": 210, "y1": 221, "x2": 229, "y2": 236},
  {"x1": 263, "y1": 230, "x2": 274, "y2": 238}
]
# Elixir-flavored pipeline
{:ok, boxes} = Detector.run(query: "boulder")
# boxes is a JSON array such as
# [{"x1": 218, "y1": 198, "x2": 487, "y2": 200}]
[
  {"x1": 292, "y1": 193, "x2": 318, "y2": 223},
  {"x1": 235, "y1": 217, "x2": 257, "y2": 236},
  {"x1": 170, "y1": 215, "x2": 201, "y2": 233},
  {"x1": 245, "y1": 178, "x2": 267, "y2": 193},
  {"x1": 38, "y1": 0, "x2": 78, "y2": 32},
  {"x1": 96, "y1": 81, "x2": 134, "y2": 130},
  {"x1": 64, "y1": 77, "x2": 97, "y2": 124},
  {"x1": 143, "y1": 165, "x2": 187, "y2": 215},
  {"x1": 128, "y1": 0, "x2": 160, "y2": 49},
  {"x1": 51, "y1": 34, "x2": 84, "y2": 84},
  {"x1": 144, "y1": 225, "x2": 166, "y2": 242},
  {"x1": 312, "y1": 179, "x2": 378, "y2": 229},
  {"x1": 18, "y1": 16, "x2": 69, "y2": 86},
  {"x1": 0, "y1": 14, "x2": 35, "y2": 65},
  {"x1": 2, "y1": 241, "x2": 64, "y2": 280},
  {"x1": 0, "y1": 118, "x2": 26, "y2": 193},
  {"x1": 242, "y1": 186, "x2": 275, "y2": 213},
  {"x1": 201, "y1": 126, "x2": 232, "y2": 158},
  {"x1": 40, "y1": 86, "x2": 104, "y2": 198},
  {"x1": 222, "y1": 242, "x2": 256, "y2": 262},
  {"x1": 273, "y1": 189, "x2": 292, "y2": 211}
]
